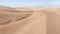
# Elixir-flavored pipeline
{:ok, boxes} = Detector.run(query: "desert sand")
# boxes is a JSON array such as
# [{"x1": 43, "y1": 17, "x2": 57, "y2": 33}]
[{"x1": 0, "y1": 6, "x2": 60, "y2": 34}]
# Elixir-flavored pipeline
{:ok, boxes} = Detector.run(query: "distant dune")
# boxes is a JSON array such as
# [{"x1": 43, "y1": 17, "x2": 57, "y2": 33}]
[{"x1": 0, "y1": 6, "x2": 60, "y2": 34}]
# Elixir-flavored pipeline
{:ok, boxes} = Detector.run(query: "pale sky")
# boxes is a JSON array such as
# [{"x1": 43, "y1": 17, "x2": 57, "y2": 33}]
[{"x1": 0, "y1": 0, "x2": 60, "y2": 7}]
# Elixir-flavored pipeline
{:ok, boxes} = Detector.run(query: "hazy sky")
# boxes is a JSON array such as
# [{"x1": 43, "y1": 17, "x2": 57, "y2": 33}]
[{"x1": 0, "y1": 0, "x2": 60, "y2": 7}]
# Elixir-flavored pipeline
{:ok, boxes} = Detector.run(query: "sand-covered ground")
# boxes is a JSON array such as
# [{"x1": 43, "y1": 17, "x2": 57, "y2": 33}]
[{"x1": 0, "y1": 6, "x2": 60, "y2": 34}]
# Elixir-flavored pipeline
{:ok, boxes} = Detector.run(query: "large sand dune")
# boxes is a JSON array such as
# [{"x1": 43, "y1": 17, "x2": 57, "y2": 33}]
[{"x1": 0, "y1": 6, "x2": 60, "y2": 34}]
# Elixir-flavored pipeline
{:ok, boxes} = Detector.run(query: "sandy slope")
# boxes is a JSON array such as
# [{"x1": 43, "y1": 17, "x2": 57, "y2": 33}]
[
  {"x1": 0, "y1": 6, "x2": 60, "y2": 34},
  {"x1": 46, "y1": 9, "x2": 60, "y2": 34},
  {"x1": 0, "y1": 11, "x2": 46, "y2": 34},
  {"x1": 0, "y1": 6, "x2": 47, "y2": 34}
]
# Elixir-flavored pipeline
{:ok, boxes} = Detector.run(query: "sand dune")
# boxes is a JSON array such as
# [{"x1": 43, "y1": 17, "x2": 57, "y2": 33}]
[{"x1": 0, "y1": 6, "x2": 60, "y2": 34}]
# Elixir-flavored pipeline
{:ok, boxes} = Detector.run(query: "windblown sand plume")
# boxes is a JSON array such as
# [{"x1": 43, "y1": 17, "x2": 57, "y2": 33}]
[{"x1": 0, "y1": 6, "x2": 60, "y2": 34}]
